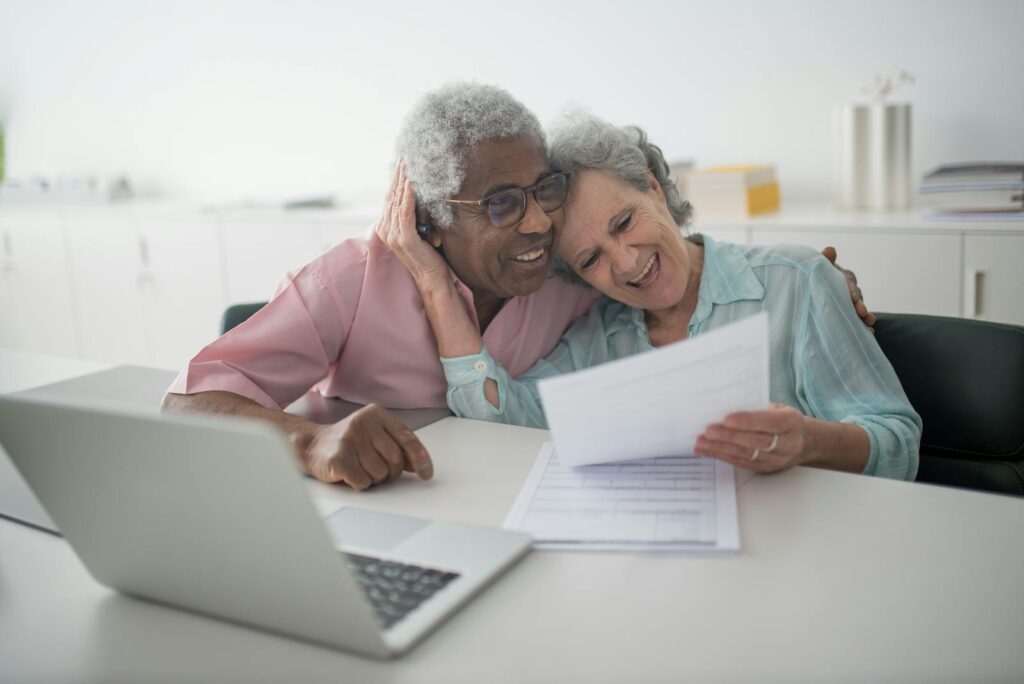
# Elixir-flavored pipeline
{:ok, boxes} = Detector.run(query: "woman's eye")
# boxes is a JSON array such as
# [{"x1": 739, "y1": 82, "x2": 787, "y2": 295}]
[
  {"x1": 616, "y1": 213, "x2": 633, "y2": 233},
  {"x1": 580, "y1": 253, "x2": 599, "y2": 270}
]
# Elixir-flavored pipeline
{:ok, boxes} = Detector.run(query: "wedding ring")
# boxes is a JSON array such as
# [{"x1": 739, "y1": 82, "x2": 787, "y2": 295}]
[
  {"x1": 749, "y1": 448, "x2": 760, "y2": 462},
  {"x1": 765, "y1": 434, "x2": 779, "y2": 453}
]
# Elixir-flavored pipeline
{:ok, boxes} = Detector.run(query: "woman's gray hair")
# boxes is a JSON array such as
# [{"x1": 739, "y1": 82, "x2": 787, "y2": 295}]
[
  {"x1": 549, "y1": 113, "x2": 691, "y2": 225},
  {"x1": 395, "y1": 82, "x2": 545, "y2": 229},
  {"x1": 547, "y1": 113, "x2": 693, "y2": 282}
]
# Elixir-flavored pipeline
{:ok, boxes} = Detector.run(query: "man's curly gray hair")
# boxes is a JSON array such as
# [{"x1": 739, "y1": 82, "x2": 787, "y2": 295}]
[
  {"x1": 547, "y1": 113, "x2": 694, "y2": 282},
  {"x1": 396, "y1": 82, "x2": 545, "y2": 229}
]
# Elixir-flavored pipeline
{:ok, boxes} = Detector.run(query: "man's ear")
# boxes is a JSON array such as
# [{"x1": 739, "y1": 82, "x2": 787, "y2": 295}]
[{"x1": 416, "y1": 207, "x2": 444, "y2": 248}]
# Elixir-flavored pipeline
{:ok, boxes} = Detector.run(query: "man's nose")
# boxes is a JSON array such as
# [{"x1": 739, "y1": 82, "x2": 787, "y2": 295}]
[{"x1": 516, "y1": 194, "x2": 553, "y2": 235}]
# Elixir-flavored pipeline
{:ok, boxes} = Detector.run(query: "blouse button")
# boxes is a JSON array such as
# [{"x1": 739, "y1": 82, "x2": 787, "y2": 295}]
[{"x1": 474, "y1": 360, "x2": 488, "y2": 374}]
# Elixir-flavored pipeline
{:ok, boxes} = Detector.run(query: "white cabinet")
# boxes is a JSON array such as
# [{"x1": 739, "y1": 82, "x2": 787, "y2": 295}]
[
  {"x1": 748, "y1": 229, "x2": 963, "y2": 317},
  {"x1": 963, "y1": 234, "x2": 1024, "y2": 325},
  {"x1": 138, "y1": 219, "x2": 225, "y2": 369},
  {"x1": 698, "y1": 205, "x2": 1024, "y2": 321},
  {"x1": 65, "y1": 214, "x2": 226, "y2": 370},
  {"x1": 65, "y1": 216, "x2": 152, "y2": 365},
  {"x1": 693, "y1": 226, "x2": 749, "y2": 245},
  {"x1": 220, "y1": 220, "x2": 325, "y2": 303},
  {"x1": 219, "y1": 216, "x2": 371, "y2": 304},
  {"x1": 0, "y1": 214, "x2": 79, "y2": 357}
]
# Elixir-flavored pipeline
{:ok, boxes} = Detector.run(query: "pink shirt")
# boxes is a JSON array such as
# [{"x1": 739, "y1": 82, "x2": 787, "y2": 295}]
[{"x1": 168, "y1": 228, "x2": 599, "y2": 410}]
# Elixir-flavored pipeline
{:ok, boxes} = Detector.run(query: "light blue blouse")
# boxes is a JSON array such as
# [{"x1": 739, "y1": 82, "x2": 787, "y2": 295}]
[{"x1": 441, "y1": 236, "x2": 922, "y2": 480}]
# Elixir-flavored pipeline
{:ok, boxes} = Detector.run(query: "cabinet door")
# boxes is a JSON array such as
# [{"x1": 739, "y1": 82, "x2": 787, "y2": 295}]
[
  {"x1": 0, "y1": 215, "x2": 79, "y2": 357},
  {"x1": 750, "y1": 230, "x2": 962, "y2": 317},
  {"x1": 139, "y1": 219, "x2": 226, "y2": 370},
  {"x1": 221, "y1": 221, "x2": 324, "y2": 304},
  {"x1": 695, "y1": 226, "x2": 750, "y2": 245},
  {"x1": 317, "y1": 219, "x2": 372, "y2": 254},
  {"x1": 65, "y1": 217, "x2": 151, "y2": 365},
  {"x1": 963, "y1": 234, "x2": 1024, "y2": 325}
]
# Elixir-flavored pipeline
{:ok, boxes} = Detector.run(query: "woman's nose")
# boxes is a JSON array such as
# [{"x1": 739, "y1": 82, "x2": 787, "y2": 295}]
[{"x1": 610, "y1": 242, "x2": 639, "y2": 276}]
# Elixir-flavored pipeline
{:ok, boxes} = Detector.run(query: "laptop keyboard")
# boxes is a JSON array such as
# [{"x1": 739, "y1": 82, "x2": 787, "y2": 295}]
[{"x1": 344, "y1": 553, "x2": 460, "y2": 631}]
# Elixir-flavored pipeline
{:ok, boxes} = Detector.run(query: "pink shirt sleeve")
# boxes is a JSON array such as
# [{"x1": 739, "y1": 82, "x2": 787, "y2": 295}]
[{"x1": 166, "y1": 240, "x2": 367, "y2": 409}]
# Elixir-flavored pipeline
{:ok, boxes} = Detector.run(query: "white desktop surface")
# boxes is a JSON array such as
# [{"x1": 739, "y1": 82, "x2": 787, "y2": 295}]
[
  {"x1": 2, "y1": 359, "x2": 1024, "y2": 682},
  {"x1": 0, "y1": 348, "x2": 112, "y2": 394}
]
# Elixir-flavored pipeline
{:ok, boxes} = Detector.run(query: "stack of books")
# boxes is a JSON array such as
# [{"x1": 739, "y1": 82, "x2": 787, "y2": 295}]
[
  {"x1": 686, "y1": 165, "x2": 780, "y2": 219},
  {"x1": 920, "y1": 163, "x2": 1024, "y2": 216}
]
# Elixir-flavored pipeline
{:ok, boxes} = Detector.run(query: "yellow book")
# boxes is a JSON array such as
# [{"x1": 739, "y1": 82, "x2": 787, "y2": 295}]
[
  {"x1": 690, "y1": 181, "x2": 780, "y2": 218},
  {"x1": 690, "y1": 165, "x2": 776, "y2": 189},
  {"x1": 746, "y1": 182, "x2": 780, "y2": 214}
]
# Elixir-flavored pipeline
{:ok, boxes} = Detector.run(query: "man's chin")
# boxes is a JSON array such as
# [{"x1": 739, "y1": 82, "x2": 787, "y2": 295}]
[{"x1": 498, "y1": 272, "x2": 549, "y2": 298}]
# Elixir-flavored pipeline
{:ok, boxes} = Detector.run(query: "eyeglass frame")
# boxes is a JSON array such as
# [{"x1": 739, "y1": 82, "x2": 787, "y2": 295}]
[{"x1": 440, "y1": 172, "x2": 571, "y2": 228}]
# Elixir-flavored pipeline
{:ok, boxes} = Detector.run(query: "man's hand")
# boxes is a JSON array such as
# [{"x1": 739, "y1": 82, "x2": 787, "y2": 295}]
[
  {"x1": 293, "y1": 404, "x2": 434, "y2": 490},
  {"x1": 376, "y1": 159, "x2": 452, "y2": 289},
  {"x1": 821, "y1": 246, "x2": 876, "y2": 329}
]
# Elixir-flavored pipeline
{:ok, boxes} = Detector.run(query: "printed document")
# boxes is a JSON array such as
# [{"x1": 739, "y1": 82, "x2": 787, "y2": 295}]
[
  {"x1": 537, "y1": 312, "x2": 770, "y2": 467},
  {"x1": 505, "y1": 443, "x2": 739, "y2": 552}
]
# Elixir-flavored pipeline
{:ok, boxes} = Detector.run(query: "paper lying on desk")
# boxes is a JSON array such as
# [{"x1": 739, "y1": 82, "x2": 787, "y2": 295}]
[
  {"x1": 504, "y1": 443, "x2": 739, "y2": 552},
  {"x1": 537, "y1": 312, "x2": 771, "y2": 467}
]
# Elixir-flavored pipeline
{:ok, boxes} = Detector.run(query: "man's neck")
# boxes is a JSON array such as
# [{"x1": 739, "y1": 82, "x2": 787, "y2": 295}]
[{"x1": 472, "y1": 289, "x2": 507, "y2": 333}]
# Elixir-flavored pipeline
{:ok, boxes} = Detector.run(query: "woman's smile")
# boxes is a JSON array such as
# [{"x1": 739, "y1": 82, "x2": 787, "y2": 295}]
[{"x1": 626, "y1": 252, "x2": 660, "y2": 288}]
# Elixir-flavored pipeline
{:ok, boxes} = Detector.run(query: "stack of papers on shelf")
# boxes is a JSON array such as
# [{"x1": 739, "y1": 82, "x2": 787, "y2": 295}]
[
  {"x1": 920, "y1": 162, "x2": 1024, "y2": 216},
  {"x1": 503, "y1": 313, "x2": 770, "y2": 552},
  {"x1": 686, "y1": 165, "x2": 780, "y2": 219}
]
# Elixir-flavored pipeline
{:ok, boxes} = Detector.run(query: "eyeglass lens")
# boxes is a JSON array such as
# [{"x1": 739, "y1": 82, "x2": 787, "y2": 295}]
[{"x1": 486, "y1": 174, "x2": 568, "y2": 227}]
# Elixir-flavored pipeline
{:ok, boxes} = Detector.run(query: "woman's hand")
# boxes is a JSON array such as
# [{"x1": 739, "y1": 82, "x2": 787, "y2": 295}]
[
  {"x1": 375, "y1": 160, "x2": 452, "y2": 288},
  {"x1": 695, "y1": 403, "x2": 808, "y2": 473}
]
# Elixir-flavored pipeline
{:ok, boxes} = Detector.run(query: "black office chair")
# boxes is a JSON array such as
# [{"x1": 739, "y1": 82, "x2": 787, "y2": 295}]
[
  {"x1": 220, "y1": 302, "x2": 267, "y2": 334},
  {"x1": 873, "y1": 312, "x2": 1024, "y2": 496}
]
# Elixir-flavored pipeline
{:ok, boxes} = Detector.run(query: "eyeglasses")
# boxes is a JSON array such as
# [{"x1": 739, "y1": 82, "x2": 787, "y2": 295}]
[{"x1": 442, "y1": 172, "x2": 570, "y2": 228}]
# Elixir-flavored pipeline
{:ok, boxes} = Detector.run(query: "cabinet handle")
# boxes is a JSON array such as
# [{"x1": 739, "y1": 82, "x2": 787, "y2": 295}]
[
  {"x1": 136, "y1": 268, "x2": 155, "y2": 288},
  {"x1": 966, "y1": 269, "x2": 986, "y2": 318},
  {"x1": 1, "y1": 231, "x2": 13, "y2": 275}
]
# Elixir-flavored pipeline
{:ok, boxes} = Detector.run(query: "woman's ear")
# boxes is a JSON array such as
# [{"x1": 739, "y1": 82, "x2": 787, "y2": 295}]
[{"x1": 646, "y1": 170, "x2": 665, "y2": 201}]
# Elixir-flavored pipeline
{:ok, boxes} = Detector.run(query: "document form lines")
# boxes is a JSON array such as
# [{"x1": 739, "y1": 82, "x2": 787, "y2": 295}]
[{"x1": 504, "y1": 443, "x2": 739, "y2": 552}]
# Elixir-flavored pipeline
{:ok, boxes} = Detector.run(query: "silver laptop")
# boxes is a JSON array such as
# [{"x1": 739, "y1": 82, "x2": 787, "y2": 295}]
[
  {"x1": 0, "y1": 364, "x2": 451, "y2": 534},
  {"x1": 0, "y1": 394, "x2": 531, "y2": 658}
]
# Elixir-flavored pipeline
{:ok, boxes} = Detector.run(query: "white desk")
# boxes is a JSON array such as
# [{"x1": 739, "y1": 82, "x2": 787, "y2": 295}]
[{"x1": 2, "y1": 358, "x2": 1024, "y2": 682}]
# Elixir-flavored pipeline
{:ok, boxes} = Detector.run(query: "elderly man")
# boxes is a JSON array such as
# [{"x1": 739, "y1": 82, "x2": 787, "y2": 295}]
[{"x1": 164, "y1": 83, "x2": 599, "y2": 490}]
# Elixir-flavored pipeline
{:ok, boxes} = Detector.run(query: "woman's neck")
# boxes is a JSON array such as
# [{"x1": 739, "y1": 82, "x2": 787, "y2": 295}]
[{"x1": 644, "y1": 240, "x2": 704, "y2": 347}]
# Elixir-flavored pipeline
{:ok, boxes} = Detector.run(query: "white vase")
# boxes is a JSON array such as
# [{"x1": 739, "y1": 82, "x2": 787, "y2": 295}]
[{"x1": 833, "y1": 103, "x2": 912, "y2": 211}]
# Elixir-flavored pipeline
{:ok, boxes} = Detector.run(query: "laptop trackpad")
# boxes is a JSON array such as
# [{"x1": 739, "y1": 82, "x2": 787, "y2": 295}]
[{"x1": 323, "y1": 507, "x2": 430, "y2": 553}]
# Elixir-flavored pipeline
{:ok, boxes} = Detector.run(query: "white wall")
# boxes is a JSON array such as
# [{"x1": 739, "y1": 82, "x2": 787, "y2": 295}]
[{"x1": 1, "y1": 0, "x2": 1022, "y2": 205}]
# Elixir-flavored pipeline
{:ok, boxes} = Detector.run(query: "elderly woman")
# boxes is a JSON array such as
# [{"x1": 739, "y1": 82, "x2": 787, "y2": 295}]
[{"x1": 380, "y1": 114, "x2": 922, "y2": 480}]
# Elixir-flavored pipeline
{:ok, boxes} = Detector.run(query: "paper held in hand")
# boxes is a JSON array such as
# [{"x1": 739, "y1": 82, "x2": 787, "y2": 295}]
[{"x1": 536, "y1": 312, "x2": 771, "y2": 467}]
